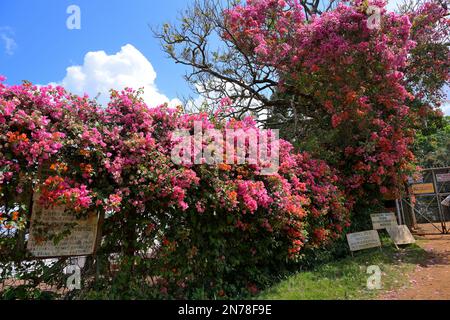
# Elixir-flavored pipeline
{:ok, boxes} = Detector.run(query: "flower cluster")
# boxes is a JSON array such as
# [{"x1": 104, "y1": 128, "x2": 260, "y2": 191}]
[
  {"x1": 0, "y1": 77, "x2": 349, "y2": 260},
  {"x1": 223, "y1": 0, "x2": 448, "y2": 201},
  {"x1": 404, "y1": 0, "x2": 449, "y2": 109}
]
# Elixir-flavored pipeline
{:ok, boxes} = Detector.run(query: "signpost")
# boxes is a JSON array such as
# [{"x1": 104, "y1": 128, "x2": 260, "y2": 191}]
[
  {"x1": 370, "y1": 212, "x2": 398, "y2": 230},
  {"x1": 386, "y1": 225, "x2": 416, "y2": 246},
  {"x1": 27, "y1": 195, "x2": 99, "y2": 258},
  {"x1": 436, "y1": 173, "x2": 450, "y2": 183},
  {"x1": 411, "y1": 183, "x2": 435, "y2": 195},
  {"x1": 346, "y1": 230, "x2": 381, "y2": 253}
]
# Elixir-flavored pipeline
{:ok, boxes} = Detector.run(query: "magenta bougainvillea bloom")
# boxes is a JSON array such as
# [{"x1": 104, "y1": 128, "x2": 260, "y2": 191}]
[
  {"x1": 223, "y1": 0, "x2": 448, "y2": 200},
  {"x1": 0, "y1": 78, "x2": 349, "y2": 258}
]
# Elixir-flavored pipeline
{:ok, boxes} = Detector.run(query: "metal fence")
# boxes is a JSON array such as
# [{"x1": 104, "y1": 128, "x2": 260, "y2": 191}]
[{"x1": 397, "y1": 167, "x2": 450, "y2": 235}]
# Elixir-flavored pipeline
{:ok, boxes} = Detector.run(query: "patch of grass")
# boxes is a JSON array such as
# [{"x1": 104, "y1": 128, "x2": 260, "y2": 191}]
[{"x1": 257, "y1": 237, "x2": 428, "y2": 300}]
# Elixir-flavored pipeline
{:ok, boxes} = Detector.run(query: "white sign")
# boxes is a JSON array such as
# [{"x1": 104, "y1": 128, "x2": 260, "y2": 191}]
[
  {"x1": 436, "y1": 173, "x2": 450, "y2": 183},
  {"x1": 386, "y1": 225, "x2": 416, "y2": 246},
  {"x1": 347, "y1": 230, "x2": 381, "y2": 252},
  {"x1": 371, "y1": 212, "x2": 398, "y2": 230},
  {"x1": 27, "y1": 195, "x2": 99, "y2": 258},
  {"x1": 441, "y1": 195, "x2": 450, "y2": 207},
  {"x1": 408, "y1": 175, "x2": 424, "y2": 184}
]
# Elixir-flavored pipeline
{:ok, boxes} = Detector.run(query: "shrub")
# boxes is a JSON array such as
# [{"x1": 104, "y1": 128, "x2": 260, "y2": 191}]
[{"x1": 1, "y1": 79, "x2": 349, "y2": 298}]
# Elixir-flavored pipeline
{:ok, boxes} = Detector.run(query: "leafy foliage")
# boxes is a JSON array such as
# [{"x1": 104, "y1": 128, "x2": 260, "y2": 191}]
[
  {"x1": 0, "y1": 78, "x2": 349, "y2": 298},
  {"x1": 414, "y1": 116, "x2": 450, "y2": 168},
  {"x1": 158, "y1": 0, "x2": 449, "y2": 205}
]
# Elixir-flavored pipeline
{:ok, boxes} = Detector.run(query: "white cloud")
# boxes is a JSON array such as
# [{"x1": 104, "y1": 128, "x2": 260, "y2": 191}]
[
  {"x1": 55, "y1": 44, "x2": 181, "y2": 107},
  {"x1": 0, "y1": 27, "x2": 17, "y2": 56}
]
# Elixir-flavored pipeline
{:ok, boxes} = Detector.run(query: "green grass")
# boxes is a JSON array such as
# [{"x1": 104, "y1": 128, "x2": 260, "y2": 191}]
[{"x1": 257, "y1": 238, "x2": 428, "y2": 300}]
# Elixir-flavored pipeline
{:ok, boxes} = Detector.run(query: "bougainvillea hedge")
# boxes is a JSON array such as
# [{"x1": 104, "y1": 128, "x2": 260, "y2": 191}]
[
  {"x1": 223, "y1": 0, "x2": 448, "y2": 202},
  {"x1": 0, "y1": 78, "x2": 350, "y2": 298},
  {"x1": 1, "y1": 0, "x2": 448, "y2": 298}
]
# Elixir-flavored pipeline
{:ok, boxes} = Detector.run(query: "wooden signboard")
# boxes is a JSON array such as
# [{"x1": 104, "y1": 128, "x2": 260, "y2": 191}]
[
  {"x1": 370, "y1": 212, "x2": 398, "y2": 230},
  {"x1": 346, "y1": 230, "x2": 381, "y2": 252},
  {"x1": 27, "y1": 195, "x2": 99, "y2": 258},
  {"x1": 411, "y1": 183, "x2": 435, "y2": 195},
  {"x1": 436, "y1": 173, "x2": 450, "y2": 183},
  {"x1": 386, "y1": 225, "x2": 415, "y2": 246}
]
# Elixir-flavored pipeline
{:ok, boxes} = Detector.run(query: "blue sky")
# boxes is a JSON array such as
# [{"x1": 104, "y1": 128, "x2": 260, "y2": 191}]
[
  {"x1": 0, "y1": 0, "x2": 448, "y2": 113},
  {"x1": 0, "y1": 0, "x2": 192, "y2": 104}
]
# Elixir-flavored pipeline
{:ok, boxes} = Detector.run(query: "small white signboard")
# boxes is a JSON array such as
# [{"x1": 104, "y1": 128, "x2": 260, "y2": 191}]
[
  {"x1": 407, "y1": 175, "x2": 424, "y2": 184},
  {"x1": 442, "y1": 195, "x2": 450, "y2": 207},
  {"x1": 386, "y1": 225, "x2": 415, "y2": 246},
  {"x1": 346, "y1": 230, "x2": 381, "y2": 252},
  {"x1": 27, "y1": 195, "x2": 99, "y2": 258},
  {"x1": 371, "y1": 212, "x2": 398, "y2": 230},
  {"x1": 436, "y1": 173, "x2": 450, "y2": 183}
]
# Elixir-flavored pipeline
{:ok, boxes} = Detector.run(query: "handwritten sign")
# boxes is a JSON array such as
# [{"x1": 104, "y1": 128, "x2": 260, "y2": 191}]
[
  {"x1": 386, "y1": 225, "x2": 415, "y2": 246},
  {"x1": 27, "y1": 195, "x2": 99, "y2": 258},
  {"x1": 436, "y1": 173, "x2": 450, "y2": 183},
  {"x1": 411, "y1": 183, "x2": 435, "y2": 195},
  {"x1": 346, "y1": 230, "x2": 381, "y2": 252},
  {"x1": 371, "y1": 212, "x2": 398, "y2": 230}
]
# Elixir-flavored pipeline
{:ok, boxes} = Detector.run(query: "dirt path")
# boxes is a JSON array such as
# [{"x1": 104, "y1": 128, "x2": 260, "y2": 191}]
[{"x1": 381, "y1": 234, "x2": 450, "y2": 300}]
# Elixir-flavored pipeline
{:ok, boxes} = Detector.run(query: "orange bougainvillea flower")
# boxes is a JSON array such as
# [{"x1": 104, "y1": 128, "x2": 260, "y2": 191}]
[
  {"x1": 50, "y1": 162, "x2": 68, "y2": 173},
  {"x1": 345, "y1": 91, "x2": 357, "y2": 104},
  {"x1": 12, "y1": 211, "x2": 19, "y2": 221},
  {"x1": 227, "y1": 190, "x2": 237, "y2": 202},
  {"x1": 218, "y1": 163, "x2": 231, "y2": 171},
  {"x1": 43, "y1": 175, "x2": 65, "y2": 188},
  {"x1": 236, "y1": 167, "x2": 249, "y2": 176},
  {"x1": 80, "y1": 163, "x2": 94, "y2": 175},
  {"x1": 79, "y1": 149, "x2": 90, "y2": 157},
  {"x1": 7, "y1": 131, "x2": 29, "y2": 143}
]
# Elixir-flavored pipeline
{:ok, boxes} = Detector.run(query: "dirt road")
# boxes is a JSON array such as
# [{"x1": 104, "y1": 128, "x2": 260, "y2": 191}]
[{"x1": 381, "y1": 234, "x2": 450, "y2": 300}]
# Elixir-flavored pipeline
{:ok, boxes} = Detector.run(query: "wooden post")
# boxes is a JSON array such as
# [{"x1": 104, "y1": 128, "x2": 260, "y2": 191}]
[
  {"x1": 93, "y1": 211, "x2": 104, "y2": 282},
  {"x1": 432, "y1": 170, "x2": 447, "y2": 233}
]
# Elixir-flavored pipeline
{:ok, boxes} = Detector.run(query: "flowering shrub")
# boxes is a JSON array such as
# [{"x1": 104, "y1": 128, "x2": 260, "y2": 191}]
[
  {"x1": 405, "y1": 0, "x2": 449, "y2": 108},
  {"x1": 223, "y1": 0, "x2": 449, "y2": 202},
  {"x1": 1, "y1": 0, "x2": 448, "y2": 299},
  {"x1": 0, "y1": 78, "x2": 104, "y2": 232},
  {"x1": 3, "y1": 0, "x2": 447, "y2": 299},
  {"x1": 1, "y1": 78, "x2": 349, "y2": 298}
]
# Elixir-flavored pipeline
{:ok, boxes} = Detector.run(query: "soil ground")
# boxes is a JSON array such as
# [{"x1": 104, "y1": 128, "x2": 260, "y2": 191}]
[{"x1": 380, "y1": 227, "x2": 450, "y2": 300}]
